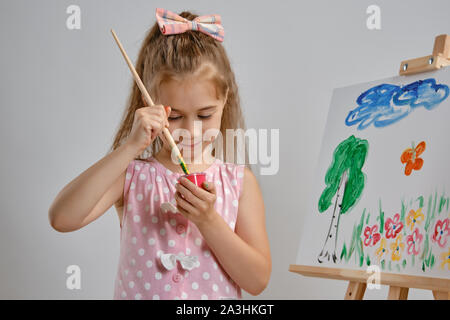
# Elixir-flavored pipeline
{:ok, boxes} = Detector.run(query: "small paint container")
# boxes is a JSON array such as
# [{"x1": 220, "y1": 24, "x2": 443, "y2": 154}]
[{"x1": 180, "y1": 172, "x2": 207, "y2": 189}]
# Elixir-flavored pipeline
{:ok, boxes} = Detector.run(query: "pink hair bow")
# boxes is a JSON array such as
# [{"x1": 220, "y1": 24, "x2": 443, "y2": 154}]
[{"x1": 155, "y1": 8, "x2": 224, "y2": 42}]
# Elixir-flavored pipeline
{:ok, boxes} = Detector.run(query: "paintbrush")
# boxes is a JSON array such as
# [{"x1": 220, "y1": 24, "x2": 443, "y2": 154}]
[{"x1": 110, "y1": 29, "x2": 190, "y2": 175}]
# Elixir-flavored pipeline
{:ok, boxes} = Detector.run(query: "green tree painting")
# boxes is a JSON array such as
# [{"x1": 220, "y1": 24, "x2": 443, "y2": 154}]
[{"x1": 318, "y1": 135, "x2": 369, "y2": 263}]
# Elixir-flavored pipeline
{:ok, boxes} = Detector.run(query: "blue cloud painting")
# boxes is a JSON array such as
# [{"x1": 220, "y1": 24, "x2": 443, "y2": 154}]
[{"x1": 345, "y1": 78, "x2": 449, "y2": 130}]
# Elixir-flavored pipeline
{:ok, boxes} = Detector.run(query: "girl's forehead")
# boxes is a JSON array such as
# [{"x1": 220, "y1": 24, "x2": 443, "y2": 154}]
[{"x1": 159, "y1": 77, "x2": 222, "y2": 109}]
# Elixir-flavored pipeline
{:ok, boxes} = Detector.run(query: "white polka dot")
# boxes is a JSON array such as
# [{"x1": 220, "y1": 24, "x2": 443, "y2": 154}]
[
  {"x1": 126, "y1": 173, "x2": 132, "y2": 180},
  {"x1": 172, "y1": 179, "x2": 178, "y2": 185},
  {"x1": 181, "y1": 292, "x2": 188, "y2": 299},
  {"x1": 220, "y1": 275, "x2": 224, "y2": 282},
  {"x1": 147, "y1": 183, "x2": 153, "y2": 190},
  {"x1": 186, "y1": 248, "x2": 191, "y2": 255},
  {"x1": 217, "y1": 196, "x2": 223, "y2": 204},
  {"x1": 224, "y1": 209, "x2": 229, "y2": 217},
  {"x1": 146, "y1": 260, "x2": 153, "y2": 268},
  {"x1": 156, "y1": 250, "x2": 163, "y2": 258},
  {"x1": 150, "y1": 166, "x2": 156, "y2": 172},
  {"x1": 164, "y1": 284, "x2": 171, "y2": 292},
  {"x1": 133, "y1": 215, "x2": 140, "y2": 223},
  {"x1": 226, "y1": 286, "x2": 230, "y2": 293},
  {"x1": 216, "y1": 181, "x2": 222, "y2": 186},
  {"x1": 135, "y1": 293, "x2": 142, "y2": 300},
  {"x1": 153, "y1": 295, "x2": 160, "y2": 300},
  {"x1": 148, "y1": 238, "x2": 156, "y2": 246},
  {"x1": 192, "y1": 282, "x2": 199, "y2": 290},
  {"x1": 128, "y1": 281, "x2": 135, "y2": 288},
  {"x1": 130, "y1": 258, "x2": 136, "y2": 266},
  {"x1": 151, "y1": 216, "x2": 158, "y2": 223},
  {"x1": 168, "y1": 240, "x2": 176, "y2": 247},
  {"x1": 231, "y1": 179, "x2": 238, "y2": 186},
  {"x1": 154, "y1": 194, "x2": 160, "y2": 202},
  {"x1": 139, "y1": 173, "x2": 146, "y2": 180},
  {"x1": 230, "y1": 222, "x2": 235, "y2": 229},
  {"x1": 136, "y1": 193, "x2": 143, "y2": 201},
  {"x1": 127, "y1": 203, "x2": 132, "y2": 211},
  {"x1": 131, "y1": 237, "x2": 137, "y2": 244},
  {"x1": 121, "y1": 291, "x2": 127, "y2": 298},
  {"x1": 155, "y1": 272, "x2": 162, "y2": 280},
  {"x1": 138, "y1": 248, "x2": 145, "y2": 256},
  {"x1": 195, "y1": 238, "x2": 202, "y2": 246},
  {"x1": 174, "y1": 296, "x2": 180, "y2": 300},
  {"x1": 204, "y1": 250, "x2": 211, "y2": 258},
  {"x1": 134, "y1": 165, "x2": 141, "y2": 171},
  {"x1": 160, "y1": 228, "x2": 166, "y2": 236},
  {"x1": 144, "y1": 282, "x2": 151, "y2": 290},
  {"x1": 163, "y1": 187, "x2": 169, "y2": 194},
  {"x1": 166, "y1": 169, "x2": 172, "y2": 175},
  {"x1": 232, "y1": 199, "x2": 238, "y2": 207},
  {"x1": 213, "y1": 262, "x2": 218, "y2": 270},
  {"x1": 170, "y1": 219, "x2": 176, "y2": 226},
  {"x1": 237, "y1": 171, "x2": 244, "y2": 178},
  {"x1": 223, "y1": 172, "x2": 228, "y2": 177},
  {"x1": 130, "y1": 182, "x2": 135, "y2": 190},
  {"x1": 203, "y1": 272, "x2": 210, "y2": 280},
  {"x1": 201, "y1": 294, "x2": 208, "y2": 300},
  {"x1": 156, "y1": 176, "x2": 162, "y2": 182},
  {"x1": 144, "y1": 205, "x2": 149, "y2": 212},
  {"x1": 124, "y1": 269, "x2": 129, "y2": 276},
  {"x1": 142, "y1": 226, "x2": 147, "y2": 234},
  {"x1": 225, "y1": 188, "x2": 230, "y2": 195},
  {"x1": 212, "y1": 284, "x2": 218, "y2": 292},
  {"x1": 136, "y1": 270, "x2": 143, "y2": 278}
]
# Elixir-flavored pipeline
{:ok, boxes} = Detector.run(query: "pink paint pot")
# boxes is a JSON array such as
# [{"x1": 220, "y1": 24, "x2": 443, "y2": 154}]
[{"x1": 180, "y1": 172, "x2": 207, "y2": 189}]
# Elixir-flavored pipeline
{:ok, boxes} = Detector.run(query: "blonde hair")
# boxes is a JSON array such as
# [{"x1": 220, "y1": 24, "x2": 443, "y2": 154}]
[{"x1": 108, "y1": 10, "x2": 249, "y2": 167}]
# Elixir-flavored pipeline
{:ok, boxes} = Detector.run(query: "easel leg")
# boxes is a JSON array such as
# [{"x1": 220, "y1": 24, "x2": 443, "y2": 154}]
[
  {"x1": 387, "y1": 286, "x2": 409, "y2": 300},
  {"x1": 345, "y1": 281, "x2": 367, "y2": 300},
  {"x1": 432, "y1": 290, "x2": 449, "y2": 300}
]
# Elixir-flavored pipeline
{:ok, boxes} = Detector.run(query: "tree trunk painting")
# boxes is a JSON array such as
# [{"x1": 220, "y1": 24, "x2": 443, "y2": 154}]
[{"x1": 317, "y1": 135, "x2": 369, "y2": 263}]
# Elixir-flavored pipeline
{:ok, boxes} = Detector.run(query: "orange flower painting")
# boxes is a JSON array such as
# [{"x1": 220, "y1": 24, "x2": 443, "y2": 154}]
[{"x1": 400, "y1": 141, "x2": 426, "y2": 176}]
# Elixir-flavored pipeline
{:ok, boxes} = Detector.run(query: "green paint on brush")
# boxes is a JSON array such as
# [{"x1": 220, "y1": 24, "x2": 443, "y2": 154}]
[
  {"x1": 178, "y1": 158, "x2": 189, "y2": 175},
  {"x1": 381, "y1": 260, "x2": 385, "y2": 270},
  {"x1": 402, "y1": 259, "x2": 407, "y2": 269}
]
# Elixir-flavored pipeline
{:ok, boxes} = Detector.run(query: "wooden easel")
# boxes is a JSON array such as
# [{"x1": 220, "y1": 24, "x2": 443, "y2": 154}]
[{"x1": 290, "y1": 34, "x2": 450, "y2": 300}]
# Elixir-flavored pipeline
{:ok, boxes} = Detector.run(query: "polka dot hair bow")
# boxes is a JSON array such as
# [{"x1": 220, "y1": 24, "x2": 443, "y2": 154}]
[
  {"x1": 160, "y1": 252, "x2": 200, "y2": 271},
  {"x1": 155, "y1": 8, "x2": 224, "y2": 42}
]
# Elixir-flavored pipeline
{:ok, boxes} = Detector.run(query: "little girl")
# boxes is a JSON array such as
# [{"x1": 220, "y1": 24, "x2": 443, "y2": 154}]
[{"x1": 48, "y1": 8, "x2": 271, "y2": 300}]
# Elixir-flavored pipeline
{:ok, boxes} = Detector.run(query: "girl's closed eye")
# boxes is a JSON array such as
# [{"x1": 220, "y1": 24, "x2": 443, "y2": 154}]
[{"x1": 168, "y1": 114, "x2": 213, "y2": 121}]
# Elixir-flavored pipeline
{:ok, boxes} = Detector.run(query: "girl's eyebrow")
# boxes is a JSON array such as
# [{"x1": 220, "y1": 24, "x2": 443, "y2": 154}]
[{"x1": 170, "y1": 106, "x2": 217, "y2": 112}]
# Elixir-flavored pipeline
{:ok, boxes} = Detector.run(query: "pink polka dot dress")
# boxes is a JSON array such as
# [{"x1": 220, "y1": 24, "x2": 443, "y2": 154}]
[{"x1": 113, "y1": 156, "x2": 245, "y2": 300}]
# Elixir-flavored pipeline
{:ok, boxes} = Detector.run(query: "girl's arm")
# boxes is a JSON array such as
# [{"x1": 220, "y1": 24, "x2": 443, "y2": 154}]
[
  {"x1": 196, "y1": 167, "x2": 271, "y2": 296},
  {"x1": 48, "y1": 142, "x2": 140, "y2": 232},
  {"x1": 49, "y1": 104, "x2": 170, "y2": 232}
]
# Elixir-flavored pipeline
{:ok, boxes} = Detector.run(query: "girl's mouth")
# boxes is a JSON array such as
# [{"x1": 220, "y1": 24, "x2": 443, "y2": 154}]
[{"x1": 178, "y1": 140, "x2": 202, "y2": 148}]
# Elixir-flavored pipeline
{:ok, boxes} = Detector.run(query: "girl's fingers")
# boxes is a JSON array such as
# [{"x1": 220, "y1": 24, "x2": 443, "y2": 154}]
[
  {"x1": 179, "y1": 177, "x2": 216, "y2": 202},
  {"x1": 175, "y1": 191, "x2": 199, "y2": 215},
  {"x1": 175, "y1": 183, "x2": 204, "y2": 208}
]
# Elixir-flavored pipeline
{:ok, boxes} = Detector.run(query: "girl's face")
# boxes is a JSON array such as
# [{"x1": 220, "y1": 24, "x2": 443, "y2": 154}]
[{"x1": 157, "y1": 75, "x2": 226, "y2": 161}]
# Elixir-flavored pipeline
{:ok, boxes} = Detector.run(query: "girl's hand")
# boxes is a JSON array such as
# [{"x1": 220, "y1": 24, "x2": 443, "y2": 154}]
[
  {"x1": 126, "y1": 98, "x2": 171, "y2": 156},
  {"x1": 175, "y1": 178, "x2": 218, "y2": 227}
]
